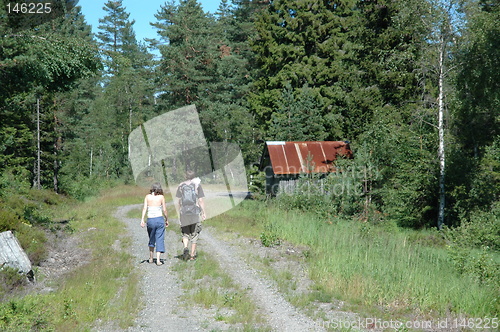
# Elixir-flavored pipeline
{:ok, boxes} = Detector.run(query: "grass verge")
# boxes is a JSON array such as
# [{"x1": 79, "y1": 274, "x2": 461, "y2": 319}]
[
  {"x1": 209, "y1": 199, "x2": 499, "y2": 321},
  {"x1": 0, "y1": 185, "x2": 145, "y2": 331}
]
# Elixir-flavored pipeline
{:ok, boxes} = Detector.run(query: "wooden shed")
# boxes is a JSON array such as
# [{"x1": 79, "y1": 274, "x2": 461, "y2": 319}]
[{"x1": 259, "y1": 141, "x2": 353, "y2": 195}]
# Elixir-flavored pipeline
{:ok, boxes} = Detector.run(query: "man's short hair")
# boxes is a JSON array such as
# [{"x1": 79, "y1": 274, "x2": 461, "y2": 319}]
[{"x1": 185, "y1": 170, "x2": 195, "y2": 180}]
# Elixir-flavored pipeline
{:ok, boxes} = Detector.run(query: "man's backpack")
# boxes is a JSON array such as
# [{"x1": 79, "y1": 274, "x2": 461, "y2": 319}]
[{"x1": 179, "y1": 183, "x2": 200, "y2": 215}]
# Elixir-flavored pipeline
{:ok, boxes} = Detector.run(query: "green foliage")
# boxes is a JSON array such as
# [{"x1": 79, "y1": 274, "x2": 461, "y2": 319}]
[
  {"x1": 247, "y1": 166, "x2": 266, "y2": 199},
  {"x1": 0, "y1": 33, "x2": 100, "y2": 95},
  {"x1": 152, "y1": 0, "x2": 258, "y2": 163},
  {"x1": 446, "y1": 245, "x2": 500, "y2": 286},
  {"x1": 97, "y1": 0, "x2": 145, "y2": 74},
  {"x1": 358, "y1": 109, "x2": 437, "y2": 228},
  {"x1": 268, "y1": 83, "x2": 327, "y2": 141},
  {"x1": 153, "y1": 0, "x2": 219, "y2": 108},
  {"x1": 444, "y1": 203, "x2": 500, "y2": 251},
  {"x1": 249, "y1": 0, "x2": 427, "y2": 140},
  {"x1": 0, "y1": 267, "x2": 29, "y2": 301},
  {"x1": 443, "y1": 202, "x2": 500, "y2": 287},
  {"x1": 0, "y1": 5, "x2": 101, "y2": 191},
  {"x1": 59, "y1": 174, "x2": 101, "y2": 201},
  {"x1": 453, "y1": 0, "x2": 500, "y2": 153},
  {"x1": 260, "y1": 221, "x2": 281, "y2": 247},
  {"x1": 0, "y1": 169, "x2": 31, "y2": 196},
  {"x1": 0, "y1": 188, "x2": 64, "y2": 265},
  {"x1": 274, "y1": 155, "x2": 372, "y2": 220},
  {"x1": 0, "y1": 296, "x2": 53, "y2": 331}
]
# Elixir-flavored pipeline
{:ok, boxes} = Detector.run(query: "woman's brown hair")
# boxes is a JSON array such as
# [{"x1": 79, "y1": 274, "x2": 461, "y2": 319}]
[{"x1": 150, "y1": 183, "x2": 163, "y2": 195}]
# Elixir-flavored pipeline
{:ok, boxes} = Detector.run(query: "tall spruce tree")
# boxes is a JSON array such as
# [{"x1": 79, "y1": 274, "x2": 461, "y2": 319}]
[
  {"x1": 249, "y1": 0, "x2": 386, "y2": 140},
  {"x1": 268, "y1": 83, "x2": 327, "y2": 141}
]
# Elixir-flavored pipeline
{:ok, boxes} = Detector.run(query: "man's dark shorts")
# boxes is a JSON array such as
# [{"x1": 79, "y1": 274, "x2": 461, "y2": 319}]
[{"x1": 181, "y1": 222, "x2": 202, "y2": 244}]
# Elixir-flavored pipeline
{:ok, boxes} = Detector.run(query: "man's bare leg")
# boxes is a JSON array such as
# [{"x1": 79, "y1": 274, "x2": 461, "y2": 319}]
[
  {"x1": 182, "y1": 237, "x2": 190, "y2": 260},
  {"x1": 190, "y1": 243, "x2": 197, "y2": 260}
]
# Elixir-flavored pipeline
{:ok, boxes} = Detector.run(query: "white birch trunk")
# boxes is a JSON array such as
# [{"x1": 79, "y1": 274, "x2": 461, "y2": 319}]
[
  {"x1": 437, "y1": 39, "x2": 446, "y2": 230},
  {"x1": 90, "y1": 147, "x2": 93, "y2": 176}
]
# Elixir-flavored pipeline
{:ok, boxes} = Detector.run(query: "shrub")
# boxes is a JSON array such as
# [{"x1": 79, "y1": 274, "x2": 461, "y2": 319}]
[
  {"x1": 0, "y1": 266, "x2": 29, "y2": 301},
  {"x1": 0, "y1": 168, "x2": 31, "y2": 198},
  {"x1": 443, "y1": 202, "x2": 500, "y2": 287},
  {"x1": 14, "y1": 223, "x2": 47, "y2": 265},
  {"x1": 443, "y1": 202, "x2": 500, "y2": 251},
  {"x1": 0, "y1": 296, "x2": 52, "y2": 331},
  {"x1": 276, "y1": 170, "x2": 364, "y2": 219},
  {"x1": 0, "y1": 208, "x2": 21, "y2": 232},
  {"x1": 247, "y1": 166, "x2": 266, "y2": 199}
]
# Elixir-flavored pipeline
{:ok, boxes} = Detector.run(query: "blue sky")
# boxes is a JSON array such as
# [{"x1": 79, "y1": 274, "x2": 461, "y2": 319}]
[{"x1": 78, "y1": 0, "x2": 221, "y2": 43}]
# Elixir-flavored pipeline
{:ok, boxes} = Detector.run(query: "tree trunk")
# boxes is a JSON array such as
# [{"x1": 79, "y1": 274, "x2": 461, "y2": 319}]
[
  {"x1": 437, "y1": 39, "x2": 446, "y2": 230},
  {"x1": 33, "y1": 98, "x2": 41, "y2": 190},
  {"x1": 53, "y1": 105, "x2": 61, "y2": 193},
  {"x1": 90, "y1": 147, "x2": 93, "y2": 176}
]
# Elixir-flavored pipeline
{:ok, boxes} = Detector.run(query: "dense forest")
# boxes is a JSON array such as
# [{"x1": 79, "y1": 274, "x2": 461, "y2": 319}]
[{"x1": 1, "y1": 0, "x2": 498, "y2": 232}]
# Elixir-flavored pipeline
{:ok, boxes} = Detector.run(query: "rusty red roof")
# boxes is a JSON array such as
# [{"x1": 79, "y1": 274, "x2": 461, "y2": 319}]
[{"x1": 263, "y1": 141, "x2": 352, "y2": 174}]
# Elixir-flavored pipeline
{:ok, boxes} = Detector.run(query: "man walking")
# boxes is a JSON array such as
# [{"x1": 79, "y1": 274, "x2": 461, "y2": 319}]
[{"x1": 176, "y1": 171, "x2": 206, "y2": 261}]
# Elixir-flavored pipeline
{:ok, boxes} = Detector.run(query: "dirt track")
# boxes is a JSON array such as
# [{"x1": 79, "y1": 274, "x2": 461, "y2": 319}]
[{"x1": 98, "y1": 204, "x2": 328, "y2": 331}]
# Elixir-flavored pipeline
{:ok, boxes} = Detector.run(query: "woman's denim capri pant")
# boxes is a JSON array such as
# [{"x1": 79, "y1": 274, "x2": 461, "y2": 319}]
[{"x1": 147, "y1": 216, "x2": 165, "y2": 253}]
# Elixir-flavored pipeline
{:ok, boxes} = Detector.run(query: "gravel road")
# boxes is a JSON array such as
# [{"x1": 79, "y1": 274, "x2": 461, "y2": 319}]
[{"x1": 104, "y1": 204, "x2": 326, "y2": 332}]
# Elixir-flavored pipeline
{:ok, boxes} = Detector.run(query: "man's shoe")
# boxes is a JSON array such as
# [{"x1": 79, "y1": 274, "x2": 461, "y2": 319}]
[{"x1": 183, "y1": 248, "x2": 190, "y2": 261}]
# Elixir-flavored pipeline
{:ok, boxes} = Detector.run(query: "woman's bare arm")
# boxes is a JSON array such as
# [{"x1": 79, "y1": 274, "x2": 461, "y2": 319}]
[{"x1": 140, "y1": 195, "x2": 148, "y2": 228}]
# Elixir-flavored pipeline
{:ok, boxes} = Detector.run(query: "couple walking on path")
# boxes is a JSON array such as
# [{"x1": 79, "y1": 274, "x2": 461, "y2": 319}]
[{"x1": 140, "y1": 171, "x2": 206, "y2": 265}]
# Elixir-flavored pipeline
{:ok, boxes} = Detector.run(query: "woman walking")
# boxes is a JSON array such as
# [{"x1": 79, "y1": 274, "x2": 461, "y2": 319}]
[{"x1": 141, "y1": 183, "x2": 168, "y2": 265}]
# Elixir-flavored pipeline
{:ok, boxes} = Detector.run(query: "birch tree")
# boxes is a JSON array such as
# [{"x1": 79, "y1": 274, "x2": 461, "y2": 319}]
[{"x1": 425, "y1": 0, "x2": 463, "y2": 229}]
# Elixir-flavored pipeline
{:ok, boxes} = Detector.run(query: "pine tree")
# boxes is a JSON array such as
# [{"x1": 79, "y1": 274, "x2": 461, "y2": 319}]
[{"x1": 152, "y1": 0, "x2": 219, "y2": 108}]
